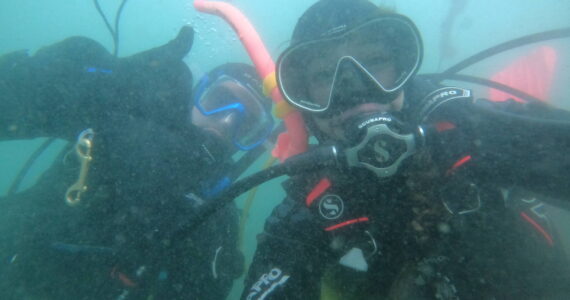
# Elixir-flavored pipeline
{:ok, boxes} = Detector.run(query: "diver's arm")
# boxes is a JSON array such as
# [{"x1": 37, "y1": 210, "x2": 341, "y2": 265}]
[
  {"x1": 0, "y1": 26, "x2": 194, "y2": 141},
  {"x1": 0, "y1": 38, "x2": 115, "y2": 141},
  {"x1": 467, "y1": 99, "x2": 570, "y2": 199},
  {"x1": 422, "y1": 96, "x2": 570, "y2": 200},
  {"x1": 241, "y1": 197, "x2": 326, "y2": 300}
]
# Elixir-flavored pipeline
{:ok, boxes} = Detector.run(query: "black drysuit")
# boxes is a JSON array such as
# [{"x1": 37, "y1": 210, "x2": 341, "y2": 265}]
[
  {"x1": 242, "y1": 78, "x2": 570, "y2": 300},
  {"x1": 0, "y1": 27, "x2": 243, "y2": 300}
]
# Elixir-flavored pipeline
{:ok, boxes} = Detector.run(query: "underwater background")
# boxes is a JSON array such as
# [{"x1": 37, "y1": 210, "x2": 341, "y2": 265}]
[{"x1": 1, "y1": 0, "x2": 569, "y2": 299}]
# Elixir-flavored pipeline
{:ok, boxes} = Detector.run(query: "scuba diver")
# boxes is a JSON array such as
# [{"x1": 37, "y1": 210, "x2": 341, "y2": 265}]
[
  {"x1": 0, "y1": 26, "x2": 274, "y2": 299},
  {"x1": 240, "y1": 0, "x2": 570, "y2": 299}
]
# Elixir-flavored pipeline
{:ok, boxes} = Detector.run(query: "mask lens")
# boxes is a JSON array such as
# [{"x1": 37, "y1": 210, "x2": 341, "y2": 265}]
[
  {"x1": 233, "y1": 94, "x2": 273, "y2": 149},
  {"x1": 198, "y1": 80, "x2": 238, "y2": 112},
  {"x1": 195, "y1": 76, "x2": 274, "y2": 150},
  {"x1": 277, "y1": 15, "x2": 422, "y2": 112},
  {"x1": 279, "y1": 40, "x2": 338, "y2": 111},
  {"x1": 350, "y1": 18, "x2": 421, "y2": 91}
]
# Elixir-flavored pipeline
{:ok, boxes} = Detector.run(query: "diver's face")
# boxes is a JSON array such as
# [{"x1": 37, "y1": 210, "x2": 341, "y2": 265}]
[
  {"x1": 307, "y1": 36, "x2": 405, "y2": 142},
  {"x1": 192, "y1": 80, "x2": 265, "y2": 152},
  {"x1": 306, "y1": 33, "x2": 399, "y2": 104},
  {"x1": 191, "y1": 105, "x2": 237, "y2": 146},
  {"x1": 191, "y1": 81, "x2": 240, "y2": 143}
]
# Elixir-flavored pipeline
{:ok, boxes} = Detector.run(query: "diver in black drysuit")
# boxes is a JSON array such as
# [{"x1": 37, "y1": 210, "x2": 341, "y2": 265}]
[
  {"x1": 241, "y1": 1, "x2": 570, "y2": 299},
  {"x1": 0, "y1": 27, "x2": 244, "y2": 300},
  {"x1": 243, "y1": 77, "x2": 570, "y2": 300}
]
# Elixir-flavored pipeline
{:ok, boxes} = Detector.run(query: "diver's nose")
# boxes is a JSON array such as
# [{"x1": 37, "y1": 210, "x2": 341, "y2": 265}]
[
  {"x1": 335, "y1": 58, "x2": 373, "y2": 92},
  {"x1": 221, "y1": 111, "x2": 239, "y2": 126}
]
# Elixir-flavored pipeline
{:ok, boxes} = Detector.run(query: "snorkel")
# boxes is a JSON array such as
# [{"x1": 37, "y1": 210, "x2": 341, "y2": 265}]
[{"x1": 193, "y1": 0, "x2": 308, "y2": 161}]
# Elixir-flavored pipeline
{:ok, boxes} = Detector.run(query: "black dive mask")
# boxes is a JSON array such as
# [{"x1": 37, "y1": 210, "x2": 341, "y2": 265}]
[
  {"x1": 278, "y1": 15, "x2": 423, "y2": 114},
  {"x1": 343, "y1": 112, "x2": 422, "y2": 179}
]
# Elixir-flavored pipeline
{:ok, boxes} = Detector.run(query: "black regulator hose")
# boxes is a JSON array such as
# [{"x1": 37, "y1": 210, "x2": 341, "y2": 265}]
[
  {"x1": 442, "y1": 27, "x2": 570, "y2": 76},
  {"x1": 177, "y1": 146, "x2": 342, "y2": 234},
  {"x1": 423, "y1": 27, "x2": 570, "y2": 104},
  {"x1": 113, "y1": 0, "x2": 129, "y2": 57},
  {"x1": 5, "y1": 138, "x2": 56, "y2": 197},
  {"x1": 224, "y1": 146, "x2": 341, "y2": 201},
  {"x1": 93, "y1": 0, "x2": 129, "y2": 57}
]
